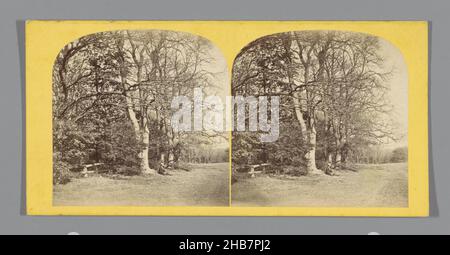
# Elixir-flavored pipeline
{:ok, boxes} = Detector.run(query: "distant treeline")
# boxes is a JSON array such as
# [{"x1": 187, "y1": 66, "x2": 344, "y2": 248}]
[
  {"x1": 350, "y1": 146, "x2": 408, "y2": 164},
  {"x1": 181, "y1": 147, "x2": 229, "y2": 164}
]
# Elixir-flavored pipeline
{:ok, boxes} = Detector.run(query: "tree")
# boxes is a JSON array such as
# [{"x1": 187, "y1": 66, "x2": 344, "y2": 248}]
[
  {"x1": 232, "y1": 31, "x2": 394, "y2": 175},
  {"x1": 53, "y1": 30, "x2": 226, "y2": 182}
]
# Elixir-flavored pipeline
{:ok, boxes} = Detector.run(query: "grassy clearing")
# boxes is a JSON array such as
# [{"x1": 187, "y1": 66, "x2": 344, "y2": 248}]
[
  {"x1": 232, "y1": 163, "x2": 408, "y2": 207},
  {"x1": 53, "y1": 163, "x2": 229, "y2": 206}
]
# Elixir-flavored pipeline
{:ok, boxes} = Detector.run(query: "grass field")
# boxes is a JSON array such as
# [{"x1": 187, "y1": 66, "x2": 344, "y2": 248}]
[
  {"x1": 53, "y1": 163, "x2": 229, "y2": 206},
  {"x1": 54, "y1": 162, "x2": 407, "y2": 207},
  {"x1": 232, "y1": 163, "x2": 408, "y2": 207}
]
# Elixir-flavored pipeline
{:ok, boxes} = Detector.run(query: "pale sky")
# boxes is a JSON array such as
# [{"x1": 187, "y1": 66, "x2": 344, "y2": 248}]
[{"x1": 379, "y1": 38, "x2": 408, "y2": 148}]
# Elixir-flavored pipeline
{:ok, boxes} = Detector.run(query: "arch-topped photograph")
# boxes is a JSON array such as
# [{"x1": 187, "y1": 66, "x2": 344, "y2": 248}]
[
  {"x1": 51, "y1": 30, "x2": 230, "y2": 206},
  {"x1": 26, "y1": 21, "x2": 428, "y2": 216},
  {"x1": 231, "y1": 30, "x2": 409, "y2": 207}
]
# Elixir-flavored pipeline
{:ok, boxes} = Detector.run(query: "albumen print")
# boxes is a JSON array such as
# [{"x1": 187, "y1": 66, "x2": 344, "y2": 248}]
[
  {"x1": 231, "y1": 31, "x2": 408, "y2": 207},
  {"x1": 26, "y1": 21, "x2": 428, "y2": 216},
  {"x1": 52, "y1": 30, "x2": 230, "y2": 206}
]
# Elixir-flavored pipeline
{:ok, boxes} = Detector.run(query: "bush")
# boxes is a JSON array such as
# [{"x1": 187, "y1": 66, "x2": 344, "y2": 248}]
[
  {"x1": 174, "y1": 162, "x2": 193, "y2": 171},
  {"x1": 53, "y1": 161, "x2": 73, "y2": 185},
  {"x1": 270, "y1": 165, "x2": 307, "y2": 176},
  {"x1": 391, "y1": 147, "x2": 408, "y2": 163},
  {"x1": 115, "y1": 165, "x2": 140, "y2": 176}
]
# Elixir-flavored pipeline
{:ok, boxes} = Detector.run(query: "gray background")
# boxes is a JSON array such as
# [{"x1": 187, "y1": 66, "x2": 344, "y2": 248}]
[{"x1": 0, "y1": 0, "x2": 447, "y2": 234}]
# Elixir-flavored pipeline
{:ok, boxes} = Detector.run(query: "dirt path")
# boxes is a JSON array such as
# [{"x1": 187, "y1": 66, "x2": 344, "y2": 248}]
[
  {"x1": 53, "y1": 163, "x2": 229, "y2": 206},
  {"x1": 231, "y1": 163, "x2": 408, "y2": 207}
]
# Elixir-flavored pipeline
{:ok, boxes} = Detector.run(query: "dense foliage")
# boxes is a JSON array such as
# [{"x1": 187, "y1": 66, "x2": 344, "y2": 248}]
[
  {"x1": 232, "y1": 31, "x2": 406, "y2": 175},
  {"x1": 53, "y1": 30, "x2": 227, "y2": 184}
]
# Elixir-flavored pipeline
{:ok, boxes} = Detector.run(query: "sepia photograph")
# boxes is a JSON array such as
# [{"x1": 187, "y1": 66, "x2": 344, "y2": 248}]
[
  {"x1": 25, "y1": 20, "x2": 428, "y2": 216},
  {"x1": 51, "y1": 30, "x2": 230, "y2": 206},
  {"x1": 231, "y1": 30, "x2": 409, "y2": 207}
]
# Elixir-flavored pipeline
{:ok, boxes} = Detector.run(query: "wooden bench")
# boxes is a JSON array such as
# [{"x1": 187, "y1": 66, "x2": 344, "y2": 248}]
[
  {"x1": 248, "y1": 163, "x2": 271, "y2": 178},
  {"x1": 81, "y1": 163, "x2": 104, "y2": 177}
]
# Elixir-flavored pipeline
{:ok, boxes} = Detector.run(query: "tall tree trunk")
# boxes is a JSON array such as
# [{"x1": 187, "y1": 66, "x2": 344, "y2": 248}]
[
  {"x1": 122, "y1": 32, "x2": 156, "y2": 175},
  {"x1": 334, "y1": 139, "x2": 342, "y2": 169},
  {"x1": 166, "y1": 123, "x2": 175, "y2": 168},
  {"x1": 340, "y1": 140, "x2": 348, "y2": 168},
  {"x1": 335, "y1": 150, "x2": 342, "y2": 169},
  {"x1": 282, "y1": 34, "x2": 321, "y2": 175},
  {"x1": 160, "y1": 152, "x2": 166, "y2": 166},
  {"x1": 292, "y1": 93, "x2": 321, "y2": 174},
  {"x1": 120, "y1": 68, "x2": 155, "y2": 174},
  {"x1": 325, "y1": 150, "x2": 334, "y2": 175},
  {"x1": 306, "y1": 121, "x2": 319, "y2": 173},
  {"x1": 139, "y1": 128, "x2": 154, "y2": 174},
  {"x1": 289, "y1": 33, "x2": 322, "y2": 175},
  {"x1": 124, "y1": 101, "x2": 155, "y2": 175},
  {"x1": 340, "y1": 149, "x2": 347, "y2": 165}
]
